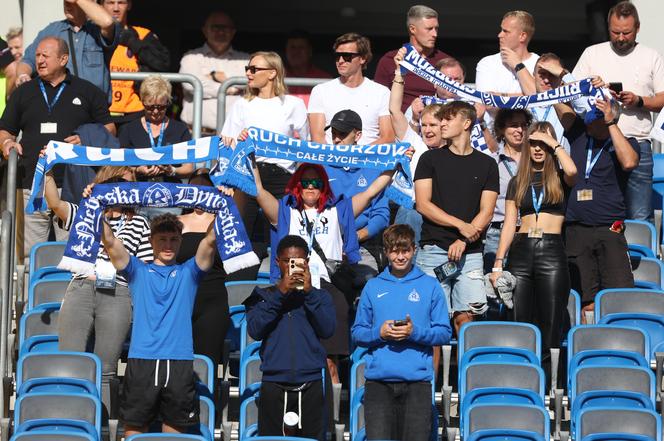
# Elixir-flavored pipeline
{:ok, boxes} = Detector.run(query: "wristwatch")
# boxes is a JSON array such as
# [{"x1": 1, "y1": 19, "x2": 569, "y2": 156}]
[
  {"x1": 514, "y1": 62, "x2": 526, "y2": 73},
  {"x1": 479, "y1": 120, "x2": 488, "y2": 131},
  {"x1": 210, "y1": 70, "x2": 219, "y2": 83}
]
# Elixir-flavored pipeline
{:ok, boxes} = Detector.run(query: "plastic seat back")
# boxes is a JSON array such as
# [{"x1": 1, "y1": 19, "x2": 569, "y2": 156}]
[
  {"x1": 625, "y1": 220, "x2": 657, "y2": 258},
  {"x1": 17, "y1": 351, "x2": 101, "y2": 397},
  {"x1": 239, "y1": 395, "x2": 259, "y2": 440},
  {"x1": 29, "y1": 242, "x2": 66, "y2": 279},
  {"x1": 596, "y1": 289, "x2": 664, "y2": 320},
  {"x1": 10, "y1": 432, "x2": 96, "y2": 441},
  {"x1": 577, "y1": 407, "x2": 661, "y2": 441},
  {"x1": 571, "y1": 366, "x2": 655, "y2": 410},
  {"x1": 598, "y1": 313, "x2": 664, "y2": 360},
  {"x1": 568, "y1": 290, "x2": 582, "y2": 328},
  {"x1": 15, "y1": 392, "x2": 101, "y2": 437},
  {"x1": 568, "y1": 325, "x2": 650, "y2": 374},
  {"x1": 19, "y1": 307, "x2": 60, "y2": 355},
  {"x1": 226, "y1": 281, "x2": 270, "y2": 308},
  {"x1": 29, "y1": 278, "x2": 71, "y2": 311},
  {"x1": 197, "y1": 396, "x2": 214, "y2": 441},
  {"x1": 240, "y1": 355, "x2": 262, "y2": 400},
  {"x1": 465, "y1": 403, "x2": 549, "y2": 437},
  {"x1": 458, "y1": 322, "x2": 541, "y2": 363},
  {"x1": 466, "y1": 429, "x2": 546, "y2": 441},
  {"x1": 461, "y1": 362, "x2": 545, "y2": 399},
  {"x1": 193, "y1": 354, "x2": 214, "y2": 399},
  {"x1": 629, "y1": 256, "x2": 664, "y2": 289},
  {"x1": 126, "y1": 435, "x2": 207, "y2": 441}
]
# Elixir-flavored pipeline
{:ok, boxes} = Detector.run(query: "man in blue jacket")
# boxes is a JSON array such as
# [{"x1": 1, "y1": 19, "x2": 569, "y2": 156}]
[
  {"x1": 245, "y1": 235, "x2": 336, "y2": 440},
  {"x1": 352, "y1": 224, "x2": 451, "y2": 441}
]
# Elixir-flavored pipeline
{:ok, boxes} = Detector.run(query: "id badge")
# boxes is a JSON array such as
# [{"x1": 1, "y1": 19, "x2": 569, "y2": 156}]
[
  {"x1": 95, "y1": 260, "x2": 117, "y2": 290},
  {"x1": 527, "y1": 228, "x2": 543, "y2": 238},
  {"x1": 577, "y1": 189, "x2": 593, "y2": 201},
  {"x1": 40, "y1": 122, "x2": 58, "y2": 134},
  {"x1": 310, "y1": 264, "x2": 321, "y2": 290}
]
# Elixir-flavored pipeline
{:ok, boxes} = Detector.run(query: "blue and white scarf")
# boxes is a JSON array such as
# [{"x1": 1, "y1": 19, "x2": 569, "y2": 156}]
[
  {"x1": 211, "y1": 127, "x2": 415, "y2": 208},
  {"x1": 28, "y1": 137, "x2": 220, "y2": 214},
  {"x1": 420, "y1": 95, "x2": 489, "y2": 152},
  {"x1": 59, "y1": 182, "x2": 258, "y2": 276},
  {"x1": 400, "y1": 43, "x2": 606, "y2": 109}
]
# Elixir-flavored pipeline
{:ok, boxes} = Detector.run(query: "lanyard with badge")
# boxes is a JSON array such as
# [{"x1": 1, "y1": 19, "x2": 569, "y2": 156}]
[
  {"x1": 39, "y1": 79, "x2": 66, "y2": 134},
  {"x1": 95, "y1": 214, "x2": 125, "y2": 290},
  {"x1": 147, "y1": 120, "x2": 166, "y2": 148},
  {"x1": 577, "y1": 138, "x2": 610, "y2": 202},
  {"x1": 528, "y1": 185, "x2": 545, "y2": 238},
  {"x1": 500, "y1": 156, "x2": 517, "y2": 177},
  {"x1": 302, "y1": 210, "x2": 322, "y2": 289}
]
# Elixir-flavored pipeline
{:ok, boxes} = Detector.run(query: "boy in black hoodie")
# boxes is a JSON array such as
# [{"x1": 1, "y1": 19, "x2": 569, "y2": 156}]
[{"x1": 244, "y1": 235, "x2": 336, "y2": 439}]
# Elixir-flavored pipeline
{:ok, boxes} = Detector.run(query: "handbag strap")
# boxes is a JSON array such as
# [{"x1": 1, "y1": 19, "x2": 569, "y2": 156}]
[
  {"x1": 302, "y1": 210, "x2": 328, "y2": 264},
  {"x1": 67, "y1": 28, "x2": 79, "y2": 76}
]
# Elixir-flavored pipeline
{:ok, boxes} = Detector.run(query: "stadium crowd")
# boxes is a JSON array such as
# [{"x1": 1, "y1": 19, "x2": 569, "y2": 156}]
[{"x1": 1, "y1": 1, "x2": 664, "y2": 440}]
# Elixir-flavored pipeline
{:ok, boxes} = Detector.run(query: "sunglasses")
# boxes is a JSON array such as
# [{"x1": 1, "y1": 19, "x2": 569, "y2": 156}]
[
  {"x1": 301, "y1": 178, "x2": 323, "y2": 189},
  {"x1": 144, "y1": 104, "x2": 168, "y2": 112},
  {"x1": 334, "y1": 52, "x2": 361, "y2": 62},
  {"x1": 245, "y1": 65, "x2": 273, "y2": 74}
]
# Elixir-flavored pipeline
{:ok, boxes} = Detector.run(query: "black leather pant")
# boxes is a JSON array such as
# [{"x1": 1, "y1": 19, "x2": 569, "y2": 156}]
[{"x1": 507, "y1": 233, "x2": 570, "y2": 384}]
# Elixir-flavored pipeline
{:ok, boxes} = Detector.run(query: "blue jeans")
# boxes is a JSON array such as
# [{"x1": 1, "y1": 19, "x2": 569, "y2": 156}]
[
  {"x1": 364, "y1": 380, "x2": 432, "y2": 441},
  {"x1": 416, "y1": 245, "x2": 487, "y2": 314},
  {"x1": 482, "y1": 225, "x2": 502, "y2": 274},
  {"x1": 395, "y1": 206, "x2": 423, "y2": 245},
  {"x1": 625, "y1": 139, "x2": 653, "y2": 223}
]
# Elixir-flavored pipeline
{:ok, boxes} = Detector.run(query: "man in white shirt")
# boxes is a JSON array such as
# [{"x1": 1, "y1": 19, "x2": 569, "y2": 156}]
[
  {"x1": 573, "y1": 1, "x2": 664, "y2": 222},
  {"x1": 308, "y1": 32, "x2": 394, "y2": 145},
  {"x1": 179, "y1": 11, "x2": 249, "y2": 133},
  {"x1": 475, "y1": 10, "x2": 539, "y2": 98}
]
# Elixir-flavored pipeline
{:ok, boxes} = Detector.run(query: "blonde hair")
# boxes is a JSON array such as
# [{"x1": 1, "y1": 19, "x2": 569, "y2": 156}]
[
  {"x1": 139, "y1": 75, "x2": 172, "y2": 104},
  {"x1": 6, "y1": 27, "x2": 22, "y2": 41},
  {"x1": 512, "y1": 121, "x2": 564, "y2": 209},
  {"x1": 503, "y1": 10, "x2": 535, "y2": 43},
  {"x1": 244, "y1": 51, "x2": 287, "y2": 101}
]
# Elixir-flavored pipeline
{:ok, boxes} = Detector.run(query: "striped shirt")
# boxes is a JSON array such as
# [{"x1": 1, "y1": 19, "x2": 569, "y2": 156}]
[{"x1": 61, "y1": 202, "x2": 153, "y2": 286}]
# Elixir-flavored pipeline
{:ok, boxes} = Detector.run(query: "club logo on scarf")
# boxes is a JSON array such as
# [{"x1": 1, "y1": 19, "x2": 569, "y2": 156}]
[
  {"x1": 142, "y1": 183, "x2": 173, "y2": 207},
  {"x1": 72, "y1": 197, "x2": 100, "y2": 258},
  {"x1": 216, "y1": 157, "x2": 230, "y2": 176}
]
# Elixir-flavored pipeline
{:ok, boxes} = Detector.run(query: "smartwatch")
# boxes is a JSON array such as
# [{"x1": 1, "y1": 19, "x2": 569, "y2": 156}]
[{"x1": 514, "y1": 62, "x2": 526, "y2": 73}]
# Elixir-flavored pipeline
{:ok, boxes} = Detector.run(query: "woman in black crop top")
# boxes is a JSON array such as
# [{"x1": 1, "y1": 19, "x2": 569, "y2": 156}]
[{"x1": 490, "y1": 121, "x2": 577, "y2": 385}]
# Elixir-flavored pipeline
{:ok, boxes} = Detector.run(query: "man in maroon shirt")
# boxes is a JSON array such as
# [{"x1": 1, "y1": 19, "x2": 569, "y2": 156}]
[{"x1": 374, "y1": 5, "x2": 450, "y2": 112}]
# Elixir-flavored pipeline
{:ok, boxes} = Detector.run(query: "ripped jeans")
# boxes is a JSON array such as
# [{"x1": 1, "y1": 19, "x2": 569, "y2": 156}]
[{"x1": 416, "y1": 245, "x2": 487, "y2": 315}]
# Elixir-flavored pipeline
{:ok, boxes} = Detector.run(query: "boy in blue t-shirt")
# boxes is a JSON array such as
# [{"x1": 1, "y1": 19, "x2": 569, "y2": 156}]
[
  {"x1": 352, "y1": 224, "x2": 452, "y2": 441},
  {"x1": 101, "y1": 212, "x2": 217, "y2": 436}
]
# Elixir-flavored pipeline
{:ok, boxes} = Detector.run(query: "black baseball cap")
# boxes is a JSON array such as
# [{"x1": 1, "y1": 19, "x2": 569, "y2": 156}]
[
  {"x1": 325, "y1": 109, "x2": 362, "y2": 133},
  {"x1": 0, "y1": 39, "x2": 13, "y2": 69}
]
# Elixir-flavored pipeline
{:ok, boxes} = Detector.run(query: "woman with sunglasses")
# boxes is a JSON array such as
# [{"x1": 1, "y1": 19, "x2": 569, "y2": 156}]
[
  {"x1": 118, "y1": 75, "x2": 194, "y2": 183},
  {"x1": 221, "y1": 51, "x2": 309, "y2": 242},
  {"x1": 250, "y1": 160, "x2": 395, "y2": 379},
  {"x1": 490, "y1": 121, "x2": 577, "y2": 383}
]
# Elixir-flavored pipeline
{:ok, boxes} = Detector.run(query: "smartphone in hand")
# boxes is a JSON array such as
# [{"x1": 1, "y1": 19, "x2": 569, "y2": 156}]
[
  {"x1": 289, "y1": 257, "x2": 306, "y2": 290},
  {"x1": 609, "y1": 82, "x2": 623, "y2": 93},
  {"x1": 393, "y1": 319, "x2": 408, "y2": 327}
]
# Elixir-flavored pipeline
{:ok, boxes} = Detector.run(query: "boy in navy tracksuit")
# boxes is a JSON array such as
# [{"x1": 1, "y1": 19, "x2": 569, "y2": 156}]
[
  {"x1": 352, "y1": 224, "x2": 452, "y2": 441},
  {"x1": 244, "y1": 235, "x2": 336, "y2": 440}
]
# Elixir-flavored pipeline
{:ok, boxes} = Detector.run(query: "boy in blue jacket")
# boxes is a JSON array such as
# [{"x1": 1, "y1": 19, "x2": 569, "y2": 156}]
[
  {"x1": 244, "y1": 235, "x2": 336, "y2": 440},
  {"x1": 352, "y1": 224, "x2": 452, "y2": 441}
]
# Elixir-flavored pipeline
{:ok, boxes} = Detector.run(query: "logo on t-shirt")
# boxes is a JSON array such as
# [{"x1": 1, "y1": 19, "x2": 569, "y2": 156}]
[
  {"x1": 72, "y1": 97, "x2": 82, "y2": 105},
  {"x1": 408, "y1": 289, "x2": 420, "y2": 302},
  {"x1": 357, "y1": 175, "x2": 367, "y2": 187}
]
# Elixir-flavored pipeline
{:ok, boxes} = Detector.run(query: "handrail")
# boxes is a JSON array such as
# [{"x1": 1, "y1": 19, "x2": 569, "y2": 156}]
[
  {"x1": 216, "y1": 76, "x2": 330, "y2": 133},
  {"x1": 5, "y1": 149, "x2": 17, "y2": 223},
  {"x1": 0, "y1": 210, "x2": 12, "y2": 418},
  {"x1": 110, "y1": 72, "x2": 204, "y2": 139}
]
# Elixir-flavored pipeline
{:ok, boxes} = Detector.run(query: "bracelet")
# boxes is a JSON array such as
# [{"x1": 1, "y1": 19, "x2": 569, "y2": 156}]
[
  {"x1": 393, "y1": 78, "x2": 405, "y2": 85},
  {"x1": 553, "y1": 145, "x2": 562, "y2": 153},
  {"x1": 492, "y1": 268, "x2": 503, "y2": 273},
  {"x1": 606, "y1": 120, "x2": 617, "y2": 127}
]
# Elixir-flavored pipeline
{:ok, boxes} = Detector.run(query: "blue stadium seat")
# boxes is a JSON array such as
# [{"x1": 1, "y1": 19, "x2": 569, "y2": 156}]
[
  {"x1": 126, "y1": 436, "x2": 207, "y2": 441},
  {"x1": 349, "y1": 387, "x2": 364, "y2": 441},
  {"x1": 239, "y1": 395, "x2": 259, "y2": 440},
  {"x1": 10, "y1": 432, "x2": 96, "y2": 441},
  {"x1": 466, "y1": 429, "x2": 546, "y2": 441},
  {"x1": 598, "y1": 313, "x2": 664, "y2": 360},
  {"x1": 196, "y1": 396, "x2": 215, "y2": 441},
  {"x1": 193, "y1": 354, "x2": 214, "y2": 399},
  {"x1": 29, "y1": 242, "x2": 67, "y2": 283},
  {"x1": 576, "y1": 407, "x2": 662, "y2": 441},
  {"x1": 239, "y1": 320, "x2": 261, "y2": 365},
  {"x1": 595, "y1": 289, "x2": 664, "y2": 319},
  {"x1": 239, "y1": 354, "x2": 262, "y2": 401},
  {"x1": 16, "y1": 351, "x2": 101, "y2": 397},
  {"x1": 568, "y1": 289, "x2": 582, "y2": 329},
  {"x1": 28, "y1": 277, "x2": 71, "y2": 311},
  {"x1": 244, "y1": 438, "x2": 318, "y2": 441},
  {"x1": 629, "y1": 256, "x2": 664, "y2": 289},
  {"x1": 463, "y1": 403, "x2": 550, "y2": 440},
  {"x1": 19, "y1": 306, "x2": 60, "y2": 356},
  {"x1": 625, "y1": 220, "x2": 658, "y2": 258},
  {"x1": 14, "y1": 392, "x2": 101, "y2": 440}
]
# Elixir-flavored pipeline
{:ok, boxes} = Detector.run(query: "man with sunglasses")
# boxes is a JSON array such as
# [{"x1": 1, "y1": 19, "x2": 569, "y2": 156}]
[
  {"x1": 374, "y1": 5, "x2": 450, "y2": 112},
  {"x1": 308, "y1": 33, "x2": 394, "y2": 146},
  {"x1": 179, "y1": 11, "x2": 249, "y2": 134}
]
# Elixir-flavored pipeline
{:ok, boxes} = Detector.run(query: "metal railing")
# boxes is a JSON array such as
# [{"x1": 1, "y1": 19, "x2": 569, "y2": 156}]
[
  {"x1": 216, "y1": 76, "x2": 330, "y2": 132},
  {"x1": 110, "y1": 72, "x2": 204, "y2": 139},
  {"x1": 0, "y1": 211, "x2": 12, "y2": 419}
]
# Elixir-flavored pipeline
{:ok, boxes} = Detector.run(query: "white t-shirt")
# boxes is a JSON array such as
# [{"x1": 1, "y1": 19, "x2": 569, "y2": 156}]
[
  {"x1": 288, "y1": 207, "x2": 343, "y2": 282},
  {"x1": 573, "y1": 42, "x2": 664, "y2": 140},
  {"x1": 308, "y1": 77, "x2": 390, "y2": 144},
  {"x1": 221, "y1": 95, "x2": 309, "y2": 173},
  {"x1": 475, "y1": 52, "x2": 540, "y2": 95}
]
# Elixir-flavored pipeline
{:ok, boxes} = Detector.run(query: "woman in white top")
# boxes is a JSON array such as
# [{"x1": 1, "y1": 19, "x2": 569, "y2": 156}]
[{"x1": 221, "y1": 51, "x2": 309, "y2": 242}]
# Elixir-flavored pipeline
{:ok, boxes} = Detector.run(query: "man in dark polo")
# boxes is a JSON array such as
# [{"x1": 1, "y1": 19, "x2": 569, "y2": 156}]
[{"x1": 0, "y1": 36, "x2": 113, "y2": 264}]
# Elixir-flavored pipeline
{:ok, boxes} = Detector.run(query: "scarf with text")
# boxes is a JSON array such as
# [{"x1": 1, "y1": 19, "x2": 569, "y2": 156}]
[
  {"x1": 28, "y1": 137, "x2": 220, "y2": 214},
  {"x1": 420, "y1": 95, "x2": 489, "y2": 152},
  {"x1": 211, "y1": 127, "x2": 415, "y2": 208},
  {"x1": 400, "y1": 43, "x2": 606, "y2": 109},
  {"x1": 59, "y1": 182, "x2": 258, "y2": 276}
]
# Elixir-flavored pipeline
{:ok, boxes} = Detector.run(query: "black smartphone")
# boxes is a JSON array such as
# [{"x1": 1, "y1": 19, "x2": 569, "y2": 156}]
[
  {"x1": 393, "y1": 319, "x2": 408, "y2": 327},
  {"x1": 609, "y1": 82, "x2": 623, "y2": 93}
]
